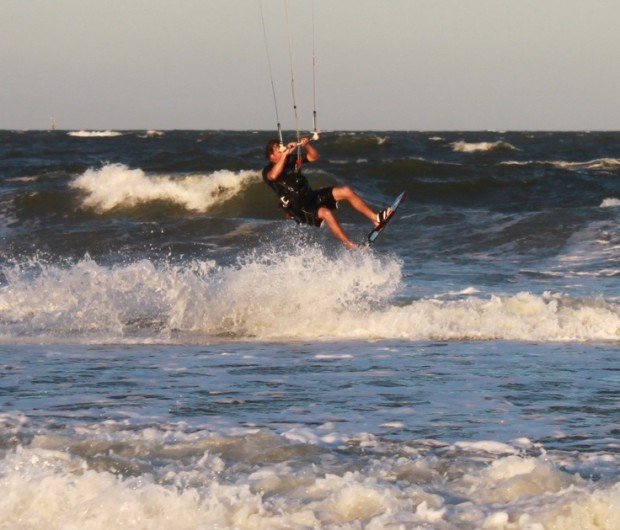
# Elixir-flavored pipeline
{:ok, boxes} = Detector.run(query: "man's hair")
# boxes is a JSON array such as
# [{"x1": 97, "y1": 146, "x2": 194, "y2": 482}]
[{"x1": 265, "y1": 139, "x2": 280, "y2": 159}]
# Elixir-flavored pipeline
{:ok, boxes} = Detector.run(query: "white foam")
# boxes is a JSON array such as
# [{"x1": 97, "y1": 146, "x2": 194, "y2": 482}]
[
  {"x1": 454, "y1": 440, "x2": 518, "y2": 455},
  {"x1": 482, "y1": 511, "x2": 509, "y2": 528},
  {"x1": 0, "y1": 447, "x2": 274, "y2": 529},
  {"x1": 436, "y1": 286, "x2": 480, "y2": 298},
  {"x1": 0, "y1": 425, "x2": 618, "y2": 530},
  {"x1": 144, "y1": 130, "x2": 164, "y2": 137},
  {"x1": 70, "y1": 163, "x2": 258, "y2": 212},
  {"x1": 6, "y1": 176, "x2": 39, "y2": 183},
  {"x1": 137, "y1": 130, "x2": 165, "y2": 138},
  {"x1": 381, "y1": 422, "x2": 405, "y2": 429},
  {"x1": 512, "y1": 437, "x2": 534, "y2": 449},
  {"x1": 452, "y1": 140, "x2": 518, "y2": 153},
  {"x1": 500, "y1": 158, "x2": 620, "y2": 173},
  {"x1": 313, "y1": 353, "x2": 353, "y2": 359},
  {"x1": 601, "y1": 197, "x2": 620, "y2": 208},
  {"x1": 416, "y1": 500, "x2": 446, "y2": 523},
  {"x1": 465, "y1": 454, "x2": 578, "y2": 505},
  {"x1": 553, "y1": 158, "x2": 620, "y2": 171},
  {"x1": 281, "y1": 427, "x2": 348, "y2": 446},
  {"x1": 68, "y1": 130, "x2": 123, "y2": 137},
  {"x1": 0, "y1": 251, "x2": 618, "y2": 343},
  {"x1": 500, "y1": 160, "x2": 534, "y2": 166}
]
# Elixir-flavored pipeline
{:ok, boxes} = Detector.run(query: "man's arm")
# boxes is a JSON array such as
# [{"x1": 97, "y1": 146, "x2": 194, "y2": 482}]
[
  {"x1": 300, "y1": 137, "x2": 319, "y2": 162},
  {"x1": 265, "y1": 143, "x2": 296, "y2": 181}
]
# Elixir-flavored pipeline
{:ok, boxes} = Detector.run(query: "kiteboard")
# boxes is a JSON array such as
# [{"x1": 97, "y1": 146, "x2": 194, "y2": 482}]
[{"x1": 365, "y1": 191, "x2": 406, "y2": 245}]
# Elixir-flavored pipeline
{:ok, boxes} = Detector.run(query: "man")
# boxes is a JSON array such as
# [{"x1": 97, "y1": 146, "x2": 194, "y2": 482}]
[{"x1": 262, "y1": 137, "x2": 390, "y2": 249}]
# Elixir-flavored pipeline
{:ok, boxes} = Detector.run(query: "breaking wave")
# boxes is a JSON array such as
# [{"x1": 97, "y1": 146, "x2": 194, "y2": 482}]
[
  {"x1": 553, "y1": 158, "x2": 620, "y2": 172},
  {"x1": 451, "y1": 140, "x2": 518, "y2": 153},
  {"x1": 1, "y1": 246, "x2": 617, "y2": 344},
  {"x1": 68, "y1": 130, "x2": 123, "y2": 138},
  {"x1": 140, "y1": 130, "x2": 165, "y2": 138},
  {"x1": 601, "y1": 198, "x2": 620, "y2": 208},
  {"x1": 500, "y1": 158, "x2": 620, "y2": 173},
  {"x1": 70, "y1": 163, "x2": 259, "y2": 213}
]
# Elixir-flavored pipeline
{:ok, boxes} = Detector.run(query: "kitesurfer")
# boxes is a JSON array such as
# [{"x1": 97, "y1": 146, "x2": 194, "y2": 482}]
[{"x1": 262, "y1": 137, "x2": 391, "y2": 249}]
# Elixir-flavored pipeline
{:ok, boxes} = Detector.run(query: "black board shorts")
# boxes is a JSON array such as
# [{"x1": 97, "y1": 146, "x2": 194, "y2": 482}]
[{"x1": 288, "y1": 186, "x2": 337, "y2": 227}]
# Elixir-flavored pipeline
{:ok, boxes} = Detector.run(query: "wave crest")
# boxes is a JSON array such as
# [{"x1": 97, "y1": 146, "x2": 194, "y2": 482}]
[
  {"x1": 553, "y1": 158, "x2": 620, "y2": 172},
  {"x1": 452, "y1": 141, "x2": 518, "y2": 153},
  {"x1": 325, "y1": 134, "x2": 390, "y2": 154},
  {"x1": 70, "y1": 163, "x2": 258, "y2": 213},
  {"x1": 601, "y1": 197, "x2": 620, "y2": 208},
  {"x1": 68, "y1": 130, "x2": 123, "y2": 138},
  {"x1": 1, "y1": 251, "x2": 617, "y2": 343}
]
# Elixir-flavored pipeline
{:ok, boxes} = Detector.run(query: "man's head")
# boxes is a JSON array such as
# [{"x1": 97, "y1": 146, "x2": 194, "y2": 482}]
[{"x1": 265, "y1": 139, "x2": 281, "y2": 161}]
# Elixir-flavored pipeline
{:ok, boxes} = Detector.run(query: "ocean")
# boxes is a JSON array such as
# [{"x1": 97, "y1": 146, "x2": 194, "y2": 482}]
[{"x1": 0, "y1": 129, "x2": 618, "y2": 528}]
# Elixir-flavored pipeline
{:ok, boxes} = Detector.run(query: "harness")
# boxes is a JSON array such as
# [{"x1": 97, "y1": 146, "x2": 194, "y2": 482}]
[{"x1": 264, "y1": 155, "x2": 310, "y2": 210}]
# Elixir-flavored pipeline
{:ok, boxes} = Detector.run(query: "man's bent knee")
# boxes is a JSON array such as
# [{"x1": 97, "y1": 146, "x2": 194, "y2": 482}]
[
  {"x1": 317, "y1": 206, "x2": 332, "y2": 220},
  {"x1": 332, "y1": 186, "x2": 354, "y2": 201}
]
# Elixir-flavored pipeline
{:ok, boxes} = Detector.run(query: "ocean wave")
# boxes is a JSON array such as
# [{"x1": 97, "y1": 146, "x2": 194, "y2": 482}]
[
  {"x1": 0, "y1": 418, "x2": 617, "y2": 530},
  {"x1": 451, "y1": 140, "x2": 518, "y2": 153},
  {"x1": 378, "y1": 157, "x2": 464, "y2": 177},
  {"x1": 0, "y1": 249, "x2": 617, "y2": 344},
  {"x1": 553, "y1": 158, "x2": 620, "y2": 172},
  {"x1": 356, "y1": 157, "x2": 470, "y2": 185},
  {"x1": 500, "y1": 158, "x2": 620, "y2": 173},
  {"x1": 499, "y1": 160, "x2": 534, "y2": 167},
  {"x1": 324, "y1": 133, "x2": 390, "y2": 154},
  {"x1": 601, "y1": 198, "x2": 620, "y2": 208},
  {"x1": 70, "y1": 163, "x2": 259, "y2": 213},
  {"x1": 68, "y1": 130, "x2": 123, "y2": 138},
  {"x1": 140, "y1": 130, "x2": 165, "y2": 138},
  {"x1": 6, "y1": 176, "x2": 40, "y2": 183}
]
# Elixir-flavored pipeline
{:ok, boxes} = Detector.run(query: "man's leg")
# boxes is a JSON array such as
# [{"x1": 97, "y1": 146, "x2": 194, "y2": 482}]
[
  {"x1": 317, "y1": 207, "x2": 357, "y2": 249},
  {"x1": 332, "y1": 186, "x2": 386, "y2": 227}
]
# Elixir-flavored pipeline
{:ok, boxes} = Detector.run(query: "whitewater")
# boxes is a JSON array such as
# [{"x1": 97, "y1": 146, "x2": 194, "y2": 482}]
[{"x1": 0, "y1": 249, "x2": 618, "y2": 343}]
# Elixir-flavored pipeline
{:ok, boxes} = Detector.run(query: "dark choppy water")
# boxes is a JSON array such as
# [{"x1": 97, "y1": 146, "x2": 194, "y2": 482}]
[{"x1": 0, "y1": 130, "x2": 618, "y2": 528}]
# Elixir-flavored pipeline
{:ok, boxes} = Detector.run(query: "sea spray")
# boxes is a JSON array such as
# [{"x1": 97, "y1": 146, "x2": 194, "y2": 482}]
[
  {"x1": 1, "y1": 250, "x2": 618, "y2": 343},
  {"x1": 0, "y1": 244, "x2": 402, "y2": 342}
]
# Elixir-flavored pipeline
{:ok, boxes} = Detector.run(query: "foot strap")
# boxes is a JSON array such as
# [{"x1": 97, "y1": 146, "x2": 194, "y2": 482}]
[{"x1": 376, "y1": 207, "x2": 392, "y2": 224}]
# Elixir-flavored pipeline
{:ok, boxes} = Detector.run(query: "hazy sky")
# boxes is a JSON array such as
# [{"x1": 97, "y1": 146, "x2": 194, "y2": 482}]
[{"x1": 2, "y1": 0, "x2": 619, "y2": 130}]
